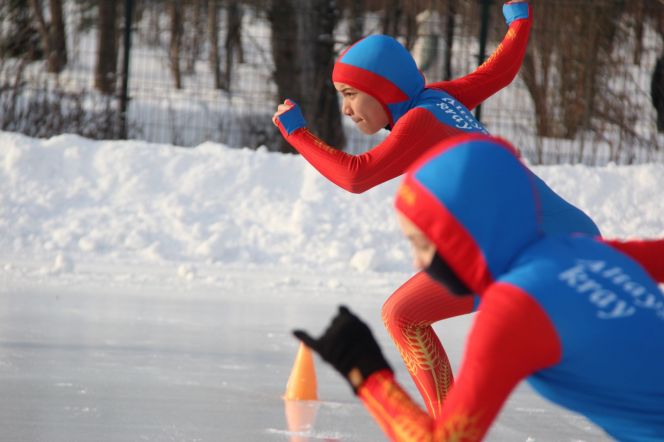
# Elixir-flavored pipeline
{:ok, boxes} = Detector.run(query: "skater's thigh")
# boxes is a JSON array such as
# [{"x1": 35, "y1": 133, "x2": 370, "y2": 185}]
[{"x1": 383, "y1": 271, "x2": 475, "y2": 325}]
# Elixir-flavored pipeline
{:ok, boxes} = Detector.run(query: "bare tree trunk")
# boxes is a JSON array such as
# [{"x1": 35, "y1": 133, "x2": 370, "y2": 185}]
[
  {"x1": 443, "y1": 0, "x2": 456, "y2": 80},
  {"x1": 224, "y1": 0, "x2": 243, "y2": 90},
  {"x1": 403, "y1": 8, "x2": 418, "y2": 50},
  {"x1": 382, "y1": 0, "x2": 402, "y2": 36},
  {"x1": 657, "y1": 3, "x2": 664, "y2": 37},
  {"x1": 309, "y1": 0, "x2": 345, "y2": 148},
  {"x1": 95, "y1": 0, "x2": 118, "y2": 95},
  {"x1": 185, "y1": 0, "x2": 204, "y2": 74},
  {"x1": 49, "y1": 0, "x2": 67, "y2": 71},
  {"x1": 651, "y1": 56, "x2": 664, "y2": 133},
  {"x1": 296, "y1": 0, "x2": 315, "y2": 97},
  {"x1": 520, "y1": 0, "x2": 555, "y2": 143},
  {"x1": 268, "y1": 0, "x2": 299, "y2": 153},
  {"x1": 632, "y1": 0, "x2": 645, "y2": 65},
  {"x1": 169, "y1": 1, "x2": 183, "y2": 89},
  {"x1": 28, "y1": 0, "x2": 53, "y2": 69},
  {"x1": 348, "y1": 0, "x2": 365, "y2": 43},
  {"x1": 146, "y1": 3, "x2": 161, "y2": 46},
  {"x1": 268, "y1": 1, "x2": 298, "y2": 101},
  {"x1": 30, "y1": 0, "x2": 67, "y2": 73},
  {"x1": 521, "y1": 51, "x2": 552, "y2": 145},
  {"x1": 208, "y1": 0, "x2": 223, "y2": 90}
]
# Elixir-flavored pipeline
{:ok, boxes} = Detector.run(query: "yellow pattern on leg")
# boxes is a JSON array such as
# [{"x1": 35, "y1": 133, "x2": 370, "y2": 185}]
[{"x1": 383, "y1": 308, "x2": 453, "y2": 418}]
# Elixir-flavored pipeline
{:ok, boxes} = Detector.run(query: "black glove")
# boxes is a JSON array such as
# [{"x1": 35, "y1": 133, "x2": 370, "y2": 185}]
[{"x1": 293, "y1": 305, "x2": 392, "y2": 393}]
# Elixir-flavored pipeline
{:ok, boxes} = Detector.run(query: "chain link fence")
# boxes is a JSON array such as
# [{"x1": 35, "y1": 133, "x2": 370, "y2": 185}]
[{"x1": 1, "y1": 0, "x2": 663, "y2": 164}]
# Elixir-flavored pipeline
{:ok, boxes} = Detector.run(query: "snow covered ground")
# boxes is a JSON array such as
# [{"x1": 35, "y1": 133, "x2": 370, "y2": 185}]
[{"x1": 2, "y1": 130, "x2": 664, "y2": 441}]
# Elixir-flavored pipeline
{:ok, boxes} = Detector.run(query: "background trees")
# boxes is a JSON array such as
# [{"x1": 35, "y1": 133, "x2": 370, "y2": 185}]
[{"x1": 0, "y1": 0, "x2": 662, "y2": 164}]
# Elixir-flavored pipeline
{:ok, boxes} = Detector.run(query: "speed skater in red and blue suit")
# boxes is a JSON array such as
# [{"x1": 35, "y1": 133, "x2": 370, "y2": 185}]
[
  {"x1": 295, "y1": 133, "x2": 664, "y2": 441},
  {"x1": 273, "y1": 0, "x2": 664, "y2": 419}
]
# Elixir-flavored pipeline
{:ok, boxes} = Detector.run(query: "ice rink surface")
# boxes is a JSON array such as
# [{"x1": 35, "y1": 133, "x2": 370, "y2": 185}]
[{"x1": 0, "y1": 268, "x2": 610, "y2": 442}]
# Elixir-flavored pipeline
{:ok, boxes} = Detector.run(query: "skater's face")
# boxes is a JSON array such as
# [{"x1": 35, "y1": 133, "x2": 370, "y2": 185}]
[
  {"x1": 396, "y1": 212, "x2": 436, "y2": 270},
  {"x1": 334, "y1": 83, "x2": 389, "y2": 135}
]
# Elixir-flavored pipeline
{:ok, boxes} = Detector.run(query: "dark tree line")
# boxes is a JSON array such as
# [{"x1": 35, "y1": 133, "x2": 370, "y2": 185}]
[
  {"x1": 1, "y1": 0, "x2": 664, "y2": 161},
  {"x1": 1, "y1": 0, "x2": 459, "y2": 152}
]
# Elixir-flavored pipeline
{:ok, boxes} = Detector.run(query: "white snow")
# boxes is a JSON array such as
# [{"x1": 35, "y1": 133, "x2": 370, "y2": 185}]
[
  {"x1": 3, "y1": 131, "x2": 663, "y2": 280},
  {"x1": 1, "y1": 130, "x2": 663, "y2": 441}
]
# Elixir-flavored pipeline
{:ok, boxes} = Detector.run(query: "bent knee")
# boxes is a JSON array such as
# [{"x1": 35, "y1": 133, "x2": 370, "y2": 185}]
[{"x1": 382, "y1": 291, "x2": 423, "y2": 335}]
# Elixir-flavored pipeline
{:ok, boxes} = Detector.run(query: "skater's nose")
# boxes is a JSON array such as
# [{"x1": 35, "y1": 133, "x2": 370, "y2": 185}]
[{"x1": 342, "y1": 99, "x2": 353, "y2": 117}]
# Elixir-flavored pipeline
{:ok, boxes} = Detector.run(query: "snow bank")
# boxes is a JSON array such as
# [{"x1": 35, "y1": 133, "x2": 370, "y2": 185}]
[
  {"x1": 0, "y1": 132, "x2": 407, "y2": 275},
  {"x1": 2, "y1": 131, "x2": 663, "y2": 282}
]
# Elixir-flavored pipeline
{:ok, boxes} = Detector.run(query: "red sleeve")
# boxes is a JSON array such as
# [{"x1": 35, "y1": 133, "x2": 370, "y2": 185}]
[
  {"x1": 603, "y1": 238, "x2": 664, "y2": 283},
  {"x1": 280, "y1": 108, "x2": 460, "y2": 194},
  {"x1": 427, "y1": 4, "x2": 532, "y2": 111},
  {"x1": 358, "y1": 283, "x2": 561, "y2": 441}
]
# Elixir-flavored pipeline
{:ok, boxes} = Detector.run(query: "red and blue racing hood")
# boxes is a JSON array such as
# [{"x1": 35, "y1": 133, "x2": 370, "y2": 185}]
[
  {"x1": 395, "y1": 134, "x2": 543, "y2": 294},
  {"x1": 332, "y1": 35, "x2": 425, "y2": 128}
]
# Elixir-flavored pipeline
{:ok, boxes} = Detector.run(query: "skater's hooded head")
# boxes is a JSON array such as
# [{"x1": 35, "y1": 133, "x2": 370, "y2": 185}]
[
  {"x1": 332, "y1": 34, "x2": 425, "y2": 132},
  {"x1": 395, "y1": 134, "x2": 543, "y2": 295}
]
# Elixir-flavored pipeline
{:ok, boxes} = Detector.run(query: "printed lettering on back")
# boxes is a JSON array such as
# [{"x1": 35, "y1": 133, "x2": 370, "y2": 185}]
[
  {"x1": 429, "y1": 92, "x2": 489, "y2": 134},
  {"x1": 558, "y1": 259, "x2": 664, "y2": 320}
]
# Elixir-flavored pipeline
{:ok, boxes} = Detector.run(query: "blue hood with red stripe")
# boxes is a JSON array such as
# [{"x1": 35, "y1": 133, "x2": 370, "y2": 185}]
[
  {"x1": 332, "y1": 35, "x2": 425, "y2": 128},
  {"x1": 395, "y1": 134, "x2": 543, "y2": 294}
]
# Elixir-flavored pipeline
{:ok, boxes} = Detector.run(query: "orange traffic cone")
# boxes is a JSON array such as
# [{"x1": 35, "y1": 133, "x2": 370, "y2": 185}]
[{"x1": 284, "y1": 342, "x2": 318, "y2": 400}]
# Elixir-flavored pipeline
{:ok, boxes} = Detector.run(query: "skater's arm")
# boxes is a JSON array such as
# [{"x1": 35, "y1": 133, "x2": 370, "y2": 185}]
[
  {"x1": 603, "y1": 238, "x2": 664, "y2": 283},
  {"x1": 358, "y1": 283, "x2": 561, "y2": 441},
  {"x1": 274, "y1": 102, "x2": 456, "y2": 193},
  {"x1": 427, "y1": 2, "x2": 532, "y2": 111}
]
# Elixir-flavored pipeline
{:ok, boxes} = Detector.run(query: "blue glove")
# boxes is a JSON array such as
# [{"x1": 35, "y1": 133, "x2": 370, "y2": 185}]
[
  {"x1": 503, "y1": 2, "x2": 529, "y2": 26},
  {"x1": 275, "y1": 99, "x2": 307, "y2": 135}
]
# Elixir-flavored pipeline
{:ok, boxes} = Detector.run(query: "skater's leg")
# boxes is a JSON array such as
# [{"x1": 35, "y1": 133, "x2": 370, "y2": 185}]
[{"x1": 382, "y1": 271, "x2": 475, "y2": 418}]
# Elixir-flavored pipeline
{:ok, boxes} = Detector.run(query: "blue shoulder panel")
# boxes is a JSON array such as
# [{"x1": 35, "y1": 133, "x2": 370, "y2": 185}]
[{"x1": 532, "y1": 175, "x2": 601, "y2": 236}]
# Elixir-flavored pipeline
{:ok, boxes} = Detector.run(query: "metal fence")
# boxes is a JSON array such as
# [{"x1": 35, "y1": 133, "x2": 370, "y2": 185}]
[{"x1": 1, "y1": 0, "x2": 663, "y2": 164}]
